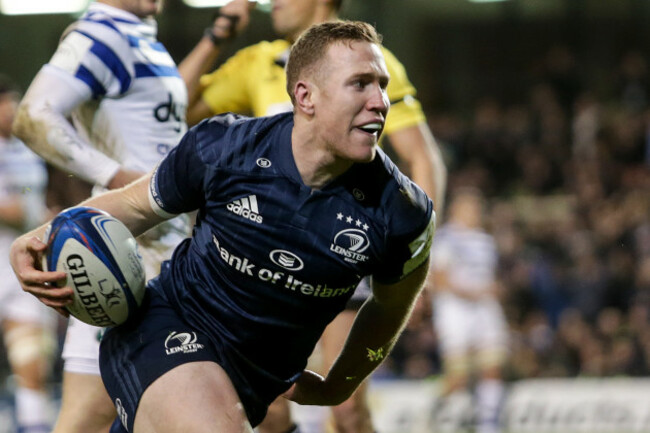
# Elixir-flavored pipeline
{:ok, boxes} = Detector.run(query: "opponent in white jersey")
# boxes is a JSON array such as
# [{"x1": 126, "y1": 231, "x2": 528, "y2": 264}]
[
  {"x1": 0, "y1": 75, "x2": 55, "y2": 433},
  {"x1": 428, "y1": 188, "x2": 508, "y2": 433},
  {"x1": 12, "y1": 1, "x2": 232, "y2": 432}
]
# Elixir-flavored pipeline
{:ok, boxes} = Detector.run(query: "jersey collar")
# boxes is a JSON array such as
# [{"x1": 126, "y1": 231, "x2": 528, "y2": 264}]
[
  {"x1": 87, "y1": 2, "x2": 158, "y2": 38},
  {"x1": 268, "y1": 113, "x2": 374, "y2": 194}
]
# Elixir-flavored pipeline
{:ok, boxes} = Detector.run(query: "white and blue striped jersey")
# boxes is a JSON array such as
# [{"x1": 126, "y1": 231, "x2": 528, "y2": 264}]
[
  {"x1": 0, "y1": 137, "x2": 47, "y2": 236},
  {"x1": 431, "y1": 223, "x2": 498, "y2": 295},
  {"x1": 147, "y1": 112, "x2": 435, "y2": 387},
  {"x1": 430, "y1": 223, "x2": 507, "y2": 358},
  {"x1": 0, "y1": 136, "x2": 54, "y2": 326},
  {"x1": 46, "y1": 2, "x2": 187, "y2": 175},
  {"x1": 0, "y1": 136, "x2": 47, "y2": 274}
]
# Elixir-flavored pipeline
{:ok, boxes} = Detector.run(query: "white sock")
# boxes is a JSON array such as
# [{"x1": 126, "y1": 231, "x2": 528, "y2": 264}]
[
  {"x1": 475, "y1": 379, "x2": 505, "y2": 433},
  {"x1": 14, "y1": 386, "x2": 53, "y2": 433}
]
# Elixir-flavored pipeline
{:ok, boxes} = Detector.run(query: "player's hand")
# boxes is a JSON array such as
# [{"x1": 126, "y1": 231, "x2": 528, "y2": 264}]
[
  {"x1": 107, "y1": 168, "x2": 145, "y2": 190},
  {"x1": 9, "y1": 234, "x2": 72, "y2": 317},
  {"x1": 282, "y1": 370, "x2": 354, "y2": 406},
  {"x1": 213, "y1": 0, "x2": 256, "y2": 39}
]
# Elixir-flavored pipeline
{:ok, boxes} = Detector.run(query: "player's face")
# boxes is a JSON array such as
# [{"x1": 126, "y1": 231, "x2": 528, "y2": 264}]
[
  {"x1": 0, "y1": 94, "x2": 18, "y2": 138},
  {"x1": 311, "y1": 41, "x2": 390, "y2": 164},
  {"x1": 113, "y1": 0, "x2": 162, "y2": 18},
  {"x1": 271, "y1": 0, "x2": 319, "y2": 41}
]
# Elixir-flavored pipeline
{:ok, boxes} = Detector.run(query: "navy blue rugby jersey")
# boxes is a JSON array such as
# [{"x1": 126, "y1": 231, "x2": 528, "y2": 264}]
[{"x1": 148, "y1": 111, "x2": 434, "y2": 383}]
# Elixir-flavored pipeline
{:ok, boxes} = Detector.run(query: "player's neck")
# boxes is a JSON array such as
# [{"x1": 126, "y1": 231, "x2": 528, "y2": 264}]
[{"x1": 291, "y1": 127, "x2": 352, "y2": 190}]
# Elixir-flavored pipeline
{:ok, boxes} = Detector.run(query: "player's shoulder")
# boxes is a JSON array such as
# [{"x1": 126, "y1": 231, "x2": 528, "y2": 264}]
[
  {"x1": 354, "y1": 148, "x2": 432, "y2": 220},
  {"x1": 232, "y1": 39, "x2": 290, "y2": 61},
  {"x1": 190, "y1": 112, "x2": 292, "y2": 166},
  {"x1": 258, "y1": 39, "x2": 291, "y2": 55},
  {"x1": 66, "y1": 3, "x2": 138, "y2": 47}
]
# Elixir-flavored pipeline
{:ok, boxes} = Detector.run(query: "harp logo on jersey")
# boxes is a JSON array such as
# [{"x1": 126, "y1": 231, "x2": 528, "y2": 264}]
[
  {"x1": 227, "y1": 195, "x2": 263, "y2": 223},
  {"x1": 164, "y1": 331, "x2": 205, "y2": 355},
  {"x1": 331, "y1": 228, "x2": 370, "y2": 264}
]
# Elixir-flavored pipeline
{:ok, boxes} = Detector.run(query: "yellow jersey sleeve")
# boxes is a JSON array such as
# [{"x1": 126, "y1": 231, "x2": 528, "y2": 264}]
[
  {"x1": 200, "y1": 40, "x2": 293, "y2": 117},
  {"x1": 382, "y1": 47, "x2": 426, "y2": 135}
]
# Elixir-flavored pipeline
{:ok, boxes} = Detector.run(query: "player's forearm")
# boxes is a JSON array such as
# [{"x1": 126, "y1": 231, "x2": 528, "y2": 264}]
[
  {"x1": 324, "y1": 266, "x2": 428, "y2": 401},
  {"x1": 323, "y1": 294, "x2": 418, "y2": 402},
  {"x1": 182, "y1": 0, "x2": 254, "y2": 114},
  {"x1": 178, "y1": 36, "x2": 222, "y2": 110},
  {"x1": 389, "y1": 123, "x2": 447, "y2": 215},
  {"x1": 20, "y1": 174, "x2": 159, "y2": 249},
  {"x1": 426, "y1": 136, "x2": 447, "y2": 216},
  {"x1": 411, "y1": 125, "x2": 447, "y2": 216},
  {"x1": 79, "y1": 174, "x2": 165, "y2": 237}
]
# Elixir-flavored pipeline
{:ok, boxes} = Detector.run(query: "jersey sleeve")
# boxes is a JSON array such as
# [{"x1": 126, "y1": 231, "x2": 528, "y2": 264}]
[
  {"x1": 48, "y1": 19, "x2": 134, "y2": 99},
  {"x1": 382, "y1": 47, "x2": 426, "y2": 135},
  {"x1": 148, "y1": 116, "x2": 234, "y2": 217},
  {"x1": 373, "y1": 179, "x2": 436, "y2": 284},
  {"x1": 199, "y1": 45, "x2": 258, "y2": 115}
]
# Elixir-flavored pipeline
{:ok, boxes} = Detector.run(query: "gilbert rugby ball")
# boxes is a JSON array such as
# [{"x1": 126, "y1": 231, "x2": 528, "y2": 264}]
[{"x1": 43, "y1": 207, "x2": 146, "y2": 327}]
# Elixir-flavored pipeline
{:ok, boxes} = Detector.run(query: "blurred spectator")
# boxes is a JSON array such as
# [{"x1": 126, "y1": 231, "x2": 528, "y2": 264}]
[{"x1": 427, "y1": 188, "x2": 508, "y2": 433}]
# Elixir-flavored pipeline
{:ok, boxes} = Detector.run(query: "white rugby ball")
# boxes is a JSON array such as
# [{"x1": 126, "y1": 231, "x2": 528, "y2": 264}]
[{"x1": 43, "y1": 206, "x2": 146, "y2": 327}]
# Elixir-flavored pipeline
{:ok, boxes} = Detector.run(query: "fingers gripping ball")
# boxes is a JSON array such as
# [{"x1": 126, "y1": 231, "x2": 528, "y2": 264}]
[{"x1": 43, "y1": 207, "x2": 146, "y2": 327}]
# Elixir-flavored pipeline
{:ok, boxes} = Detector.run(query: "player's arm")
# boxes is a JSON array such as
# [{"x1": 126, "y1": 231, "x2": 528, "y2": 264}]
[
  {"x1": 381, "y1": 47, "x2": 447, "y2": 214},
  {"x1": 183, "y1": 0, "x2": 257, "y2": 125},
  {"x1": 180, "y1": 0, "x2": 255, "y2": 111},
  {"x1": 285, "y1": 262, "x2": 429, "y2": 405},
  {"x1": 388, "y1": 122, "x2": 447, "y2": 215},
  {"x1": 13, "y1": 67, "x2": 142, "y2": 190},
  {"x1": 287, "y1": 195, "x2": 435, "y2": 405},
  {"x1": 9, "y1": 173, "x2": 166, "y2": 315}
]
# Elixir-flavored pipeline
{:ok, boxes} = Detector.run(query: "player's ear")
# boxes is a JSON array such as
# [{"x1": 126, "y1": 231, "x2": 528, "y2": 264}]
[{"x1": 294, "y1": 80, "x2": 315, "y2": 116}]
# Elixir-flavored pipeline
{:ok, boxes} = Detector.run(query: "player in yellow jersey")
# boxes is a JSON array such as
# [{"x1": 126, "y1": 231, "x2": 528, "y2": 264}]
[{"x1": 185, "y1": 1, "x2": 447, "y2": 432}]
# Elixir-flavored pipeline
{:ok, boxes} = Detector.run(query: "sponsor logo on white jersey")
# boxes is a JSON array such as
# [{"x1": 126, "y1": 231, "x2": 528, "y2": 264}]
[
  {"x1": 164, "y1": 331, "x2": 205, "y2": 355},
  {"x1": 226, "y1": 195, "x2": 263, "y2": 224}
]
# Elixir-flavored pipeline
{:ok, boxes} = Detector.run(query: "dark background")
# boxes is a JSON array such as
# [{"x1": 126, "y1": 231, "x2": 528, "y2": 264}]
[{"x1": 2, "y1": 0, "x2": 650, "y2": 114}]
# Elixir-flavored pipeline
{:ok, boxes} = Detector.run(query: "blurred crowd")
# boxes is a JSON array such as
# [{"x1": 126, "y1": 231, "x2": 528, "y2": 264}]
[{"x1": 383, "y1": 45, "x2": 650, "y2": 383}]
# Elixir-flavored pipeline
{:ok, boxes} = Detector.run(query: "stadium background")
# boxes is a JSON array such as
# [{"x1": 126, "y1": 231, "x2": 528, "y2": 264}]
[{"x1": 1, "y1": 0, "x2": 650, "y2": 431}]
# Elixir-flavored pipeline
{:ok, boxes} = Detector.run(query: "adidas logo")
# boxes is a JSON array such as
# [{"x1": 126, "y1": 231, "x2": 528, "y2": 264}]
[{"x1": 226, "y1": 195, "x2": 263, "y2": 224}]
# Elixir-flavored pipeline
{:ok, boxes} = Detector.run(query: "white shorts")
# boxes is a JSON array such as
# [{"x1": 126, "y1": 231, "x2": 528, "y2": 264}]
[
  {"x1": 433, "y1": 295, "x2": 508, "y2": 358},
  {"x1": 61, "y1": 316, "x2": 103, "y2": 374},
  {"x1": 61, "y1": 216, "x2": 189, "y2": 375}
]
